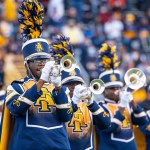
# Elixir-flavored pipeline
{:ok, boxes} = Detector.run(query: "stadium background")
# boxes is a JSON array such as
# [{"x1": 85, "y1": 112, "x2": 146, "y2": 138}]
[{"x1": 0, "y1": 0, "x2": 150, "y2": 102}]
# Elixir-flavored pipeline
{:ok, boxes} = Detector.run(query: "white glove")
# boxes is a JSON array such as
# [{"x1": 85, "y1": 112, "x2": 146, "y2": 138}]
[
  {"x1": 50, "y1": 65, "x2": 61, "y2": 77},
  {"x1": 118, "y1": 91, "x2": 133, "y2": 107},
  {"x1": 40, "y1": 61, "x2": 55, "y2": 82},
  {"x1": 49, "y1": 65, "x2": 61, "y2": 87},
  {"x1": 72, "y1": 85, "x2": 94, "y2": 106},
  {"x1": 71, "y1": 84, "x2": 81, "y2": 104}
]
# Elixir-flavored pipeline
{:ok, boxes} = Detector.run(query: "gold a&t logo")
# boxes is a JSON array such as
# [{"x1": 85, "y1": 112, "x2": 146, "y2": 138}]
[
  {"x1": 69, "y1": 70, "x2": 76, "y2": 76},
  {"x1": 110, "y1": 74, "x2": 117, "y2": 81},
  {"x1": 35, "y1": 87, "x2": 55, "y2": 113},
  {"x1": 36, "y1": 42, "x2": 43, "y2": 52},
  {"x1": 68, "y1": 107, "x2": 87, "y2": 132}
]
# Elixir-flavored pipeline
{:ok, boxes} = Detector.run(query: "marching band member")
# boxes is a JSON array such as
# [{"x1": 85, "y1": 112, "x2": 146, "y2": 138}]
[
  {"x1": 0, "y1": 1, "x2": 72, "y2": 150},
  {"x1": 138, "y1": 101, "x2": 150, "y2": 150},
  {"x1": 94, "y1": 43, "x2": 148, "y2": 150},
  {"x1": 50, "y1": 35, "x2": 111, "y2": 150}
]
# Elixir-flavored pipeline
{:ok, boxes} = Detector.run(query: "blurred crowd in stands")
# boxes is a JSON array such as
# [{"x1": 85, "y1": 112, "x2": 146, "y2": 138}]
[{"x1": 0, "y1": 0, "x2": 150, "y2": 102}]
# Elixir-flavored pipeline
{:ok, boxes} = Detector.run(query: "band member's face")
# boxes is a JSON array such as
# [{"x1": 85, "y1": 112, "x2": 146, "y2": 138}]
[
  {"x1": 64, "y1": 81, "x2": 82, "y2": 98},
  {"x1": 104, "y1": 87, "x2": 121, "y2": 102},
  {"x1": 27, "y1": 58, "x2": 50, "y2": 80}
]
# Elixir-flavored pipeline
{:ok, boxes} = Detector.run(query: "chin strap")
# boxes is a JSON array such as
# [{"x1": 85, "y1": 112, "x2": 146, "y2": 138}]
[{"x1": 24, "y1": 60, "x2": 38, "y2": 81}]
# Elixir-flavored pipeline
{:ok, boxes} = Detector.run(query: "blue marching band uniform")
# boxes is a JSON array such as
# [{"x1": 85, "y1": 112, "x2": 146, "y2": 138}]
[
  {"x1": 138, "y1": 110, "x2": 150, "y2": 150},
  {"x1": 96, "y1": 99, "x2": 148, "y2": 150},
  {"x1": 0, "y1": 0, "x2": 149, "y2": 150},
  {"x1": 61, "y1": 67, "x2": 110, "y2": 150},
  {"x1": 6, "y1": 77, "x2": 72, "y2": 150},
  {"x1": 50, "y1": 35, "x2": 110, "y2": 150},
  {"x1": 1, "y1": 1, "x2": 73, "y2": 149},
  {"x1": 94, "y1": 43, "x2": 148, "y2": 150}
]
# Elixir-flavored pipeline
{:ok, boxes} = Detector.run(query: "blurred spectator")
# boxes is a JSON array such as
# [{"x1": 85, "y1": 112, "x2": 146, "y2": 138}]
[
  {"x1": 66, "y1": 7, "x2": 78, "y2": 21},
  {"x1": 138, "y1": 17, "x2": 150, "y2": 31},
  {"x1": 82, "y1": 0, "x2": 94, "y2": 24},
  {"x1": 62, "y1": 19, "x2": 85, "y2": 45},
  {"x1": 146, "y1": 7, "x2": 150, "y2": 23},
  {"x1": 68, "y1": 0, "x2": 84, "y2": 22},
  {"x1": 104, "y1": 10, "x2": 124, "y2": 40},
  {"x1": 138, "y1": 29, "x2": 150, "y2": 53},
  {"x1": 0, "y1": 0, "x2": 150, "y2": 86},
  {"x1": 97, "y1": 2, "x2": 110, "y2": 25},
  {"x1": 3, "y1": 0, "x2": 17, "y2": 22},
  {"x1": 108, "y1": 0, "x2": 126, "y2": 9},
  {"x1": 0, "y1": 16, "x2": 14, "y2": 38},
  {"x1": 47, "y1": 0, "x2": 65, "y2": 29}
]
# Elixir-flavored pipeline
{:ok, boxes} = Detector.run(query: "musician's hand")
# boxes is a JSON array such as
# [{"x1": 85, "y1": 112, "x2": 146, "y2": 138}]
[
  {"x1": 118, "y1": 91, "x2": 133, "y2": 108},
  {"x1": 49, "y1": 65, "x2": 61, "y2": 87},
  {"x1": 72, "y1": 84, "x2": 93, "y2": 106},
  {"x1": 40, "y1": 61, "x2": 55, "y2": 82},
  {"x1": 72, "y1": 84, "x2": 81, "y2": 104}
]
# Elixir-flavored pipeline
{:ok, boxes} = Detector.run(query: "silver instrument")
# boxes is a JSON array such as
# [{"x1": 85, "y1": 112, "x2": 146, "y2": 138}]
[
  {"x1": 60, "y1": 55, "x2": 76, "y2": 72},
  {"x1": 124, "y1": 68, "x2": 146, "y2": 91},
  {"x1": 79, "y1": 79, "x2": 105, "y2": 102},
  {"x1": 89, "y1": 79, "x2": 105, "y2": 95},
  {"x1": 50, "y1": 55, "x2": 76, "y2": 76}
]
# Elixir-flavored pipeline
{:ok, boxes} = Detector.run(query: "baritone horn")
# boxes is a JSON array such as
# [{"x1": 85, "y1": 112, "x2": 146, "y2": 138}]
[
  {"x1": 60, "y1": 55, "x2": 76, "y2": 72},
  {"x1": 124, "y1": 68, "x2": 146, "y2": 91},
  {"x1": 89, "y1": 79, "x2": 105, "y2": 95}
]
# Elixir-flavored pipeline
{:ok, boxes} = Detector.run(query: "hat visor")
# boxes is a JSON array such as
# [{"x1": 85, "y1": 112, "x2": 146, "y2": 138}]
[
  {"x1": 105, "y1": 84, "x2": 123, "y2": 89},
  {"x1": 28, "y1": 55, "x2": 50, "y2": 61},
  {"x1": 62, "y1": 78, "x2": 84, "y2": 85}
]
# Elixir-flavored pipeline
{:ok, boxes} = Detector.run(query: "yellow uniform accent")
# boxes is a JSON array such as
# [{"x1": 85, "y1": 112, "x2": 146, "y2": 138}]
[
  {"x1": 133, "y1": 125, "x2": 146, "y2": 150},
  {"x1": 13, "y1": 100, "x2": 20, "y2": 107},
  {"x1": 68, "y1": 107, "x2": 87, "y2": 132},
  {"x1": 35, "y1": 87, "x2": 54, "y2": 112},
  {"x1": 66, "y1": 102, "x2": 92, "y2": 138},
  {"x1": 0, "y1": 105, "x2": 14, "y2": 150},
  {"x1": 107, "y1": 104, "x2": 131, "y2": 128}
]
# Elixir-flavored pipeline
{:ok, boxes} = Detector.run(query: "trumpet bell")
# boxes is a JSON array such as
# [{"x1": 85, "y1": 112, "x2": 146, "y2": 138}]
[
  {"x1": 124, "y1": 68, "x2": 146, "y2": 90},
  {"x1": 60, "y1": 55, "x2": 76, "y2": 72},
  {"x1": 89, "y1": 79, "x2": 105, "y2": 95}
]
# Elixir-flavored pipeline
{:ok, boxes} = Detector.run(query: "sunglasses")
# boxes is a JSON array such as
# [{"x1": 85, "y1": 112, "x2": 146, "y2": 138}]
[{"x1": 28, "y1": 58, "x2": 50, "y2": 63}]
